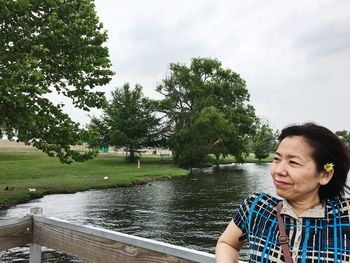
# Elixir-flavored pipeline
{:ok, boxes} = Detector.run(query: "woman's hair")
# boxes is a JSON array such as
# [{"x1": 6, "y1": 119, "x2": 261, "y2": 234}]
[{"x1": 278, "y1": 122, "x2": 350, "y2": 200}]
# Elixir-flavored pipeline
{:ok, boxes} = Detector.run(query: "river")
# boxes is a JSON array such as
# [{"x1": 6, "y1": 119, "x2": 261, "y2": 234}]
[{"x1": 0, "y1": 163, "x2": 276, "y2": 262}]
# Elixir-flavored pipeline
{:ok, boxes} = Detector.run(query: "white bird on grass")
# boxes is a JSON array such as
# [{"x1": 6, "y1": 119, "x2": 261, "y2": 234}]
[
  {"x1": 28, "y1": 188, "x2": 36, "y2": 192},
  {"x1": 103, "y1": 176, "x2": 108, "y2": 180}
]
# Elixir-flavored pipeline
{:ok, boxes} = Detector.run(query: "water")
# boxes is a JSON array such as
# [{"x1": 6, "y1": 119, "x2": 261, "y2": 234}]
[{"x1": 0, "y1": 163, "x2": 275, "y2": 262}]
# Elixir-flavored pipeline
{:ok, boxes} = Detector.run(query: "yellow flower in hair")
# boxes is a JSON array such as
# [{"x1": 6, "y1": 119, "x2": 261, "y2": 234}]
[{"x1": 324, "y1": 163, "x2": 334, "y2": 172}]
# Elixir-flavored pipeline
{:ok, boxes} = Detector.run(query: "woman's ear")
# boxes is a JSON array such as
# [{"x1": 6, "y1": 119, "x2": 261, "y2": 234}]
[{"x1": 319, "y1": 170, "x2": 334, "y2": 185}]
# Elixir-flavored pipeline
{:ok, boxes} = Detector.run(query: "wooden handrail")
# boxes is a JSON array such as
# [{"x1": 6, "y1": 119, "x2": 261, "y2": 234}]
[
  {"x1": 0, "y1": 216, "x2": 32, "y2": 250},
  {"x1": 0, "y1": 210, "x2": 247, "y2": 263},
  {"x1": 33, "y1": 215, "x2": 215, "y2": 263}
]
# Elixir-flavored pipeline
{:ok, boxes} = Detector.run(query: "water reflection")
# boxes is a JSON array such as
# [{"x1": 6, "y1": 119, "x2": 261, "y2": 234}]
[
  {"x1": 0, "y1": 191, "x2": 90, "y2": 222},
  {"x1": 0, "y1": 163, "x2": 276, "y2": 262}
]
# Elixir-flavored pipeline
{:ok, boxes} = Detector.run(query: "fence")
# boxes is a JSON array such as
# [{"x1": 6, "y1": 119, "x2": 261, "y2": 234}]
[
  {"x1": 0, "y1": 208, "x2": 247, "y2": 263},
  {"x1": 0, "y1": 208, "x2": 216, "y2": 262}
]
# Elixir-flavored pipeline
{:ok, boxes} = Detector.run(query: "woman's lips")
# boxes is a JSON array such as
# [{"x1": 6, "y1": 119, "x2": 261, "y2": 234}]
[{"x1": 274, "y1": 180, "x2": 291, "y2": 188}]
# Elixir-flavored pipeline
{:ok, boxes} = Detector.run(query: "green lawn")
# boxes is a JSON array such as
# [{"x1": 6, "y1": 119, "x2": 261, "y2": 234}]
[
  {"x1": 0, "y1": 151, "x2": 272, "y2": 209},
  {"x1": 0, "y1": 152, "x2": 188, "y2": 209}
]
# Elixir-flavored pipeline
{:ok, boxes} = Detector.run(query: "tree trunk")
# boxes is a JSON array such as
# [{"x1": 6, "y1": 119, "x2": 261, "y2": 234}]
[
  {"x1": 215, "y1": 154, "x2": 220, "y2": 168},
  {"x1": 128, "y1": 146, "x2": 136, "y2": 162}
]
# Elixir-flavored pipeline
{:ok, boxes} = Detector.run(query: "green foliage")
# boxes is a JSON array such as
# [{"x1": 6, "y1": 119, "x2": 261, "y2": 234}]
[
  {"x1": 251, "y1": 121, "x2": 277, "y2": 163},
  {"x1": 156, "y1": 57, "x2": 257, "y2": 167},
  {"x1": 88, "y1": 84, "x2": 164, "y2": 162},
  {"x1": 335, "y1": 130, "x2": 350, "y2": 154},
  {"x1": 0, "y1": 0, "x2": 114, "y2": 163}
]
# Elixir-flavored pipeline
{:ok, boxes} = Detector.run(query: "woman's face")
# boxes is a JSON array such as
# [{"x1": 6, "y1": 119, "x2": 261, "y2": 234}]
[{"x1": 270, "y1": 136, "x2": 328, "y2": 203}]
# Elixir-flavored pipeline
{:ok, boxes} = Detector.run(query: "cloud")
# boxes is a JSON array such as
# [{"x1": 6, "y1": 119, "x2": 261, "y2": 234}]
[{"x1": 86, "y1": 0, "x2": 350, "y2": 131}]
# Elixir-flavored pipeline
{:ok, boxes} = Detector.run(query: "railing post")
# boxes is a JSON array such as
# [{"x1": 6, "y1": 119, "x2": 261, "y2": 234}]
[{"x1": 29, "y1": 207, "x2": 43, "y2": 263}]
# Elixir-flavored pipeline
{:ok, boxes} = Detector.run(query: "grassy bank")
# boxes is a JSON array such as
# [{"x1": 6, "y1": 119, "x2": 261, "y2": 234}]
[
  {"x1": 208, "y1": 153, "x2": 273, "y2": 165},
  {"x1": 0, "y1": 152, "x2": 188, "y2": 209}
]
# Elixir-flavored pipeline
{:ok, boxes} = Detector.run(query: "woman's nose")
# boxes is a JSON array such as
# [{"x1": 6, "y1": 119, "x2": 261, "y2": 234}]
[{"x1": 273, "y1": 161, "x2": 288, "y2": 176}]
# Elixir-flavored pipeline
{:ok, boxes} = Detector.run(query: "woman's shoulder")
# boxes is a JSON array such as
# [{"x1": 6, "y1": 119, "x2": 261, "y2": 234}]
[
  {"x1": 326, "y1": 196, "x2": 350, "y2": 209},
  {"x1": 233, "y1": 193, "x2": 280, "y2": 228},
  {"x1": 242, "y1": 192, "x2": 281, "y2": 209},
  {"x1": 324, "y1": 196, "x2": 350, "y2": 219}
]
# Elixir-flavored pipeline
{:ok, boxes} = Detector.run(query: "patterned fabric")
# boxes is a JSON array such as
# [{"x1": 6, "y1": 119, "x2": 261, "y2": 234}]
[{"x1": 233, "y1": 193, "x2": 350, "y2": 263}]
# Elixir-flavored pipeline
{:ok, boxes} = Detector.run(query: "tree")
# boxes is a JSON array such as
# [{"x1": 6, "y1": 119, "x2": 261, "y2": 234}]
[
  {"x1": 252, "y1": 122, "x2": 277, "y2": 163},
  {"x1": 0, "y1": 0, "x2": 114, "y2": 163},
  {"x1": 156, "y1": 57, "x2": 257, "y2": 167},
  {"x1": 170, "y1": 106, "x2": 236, "y2": 167},
  {"x1": 88, "y1": 83, "x2": 164, "y2": 162},
  {"x1": 335, "y1": 130, "x2": 350, "y2": 154}
]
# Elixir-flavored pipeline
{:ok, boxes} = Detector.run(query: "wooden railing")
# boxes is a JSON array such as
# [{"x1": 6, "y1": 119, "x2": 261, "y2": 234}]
[
  {"x1": 0, "y1": 208, "x2": 246, "y2": 263},
  {"x1": 0, "y1": 208, "x2": 215, "y2": 262},
  {"x1": 0, "y1": 215, "x2": 32, "y2": 250}
]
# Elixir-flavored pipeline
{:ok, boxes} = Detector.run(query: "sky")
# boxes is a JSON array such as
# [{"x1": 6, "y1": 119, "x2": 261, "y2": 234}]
[{"x1": 70, "y1": 0, "x2": 350, "y2": 132}]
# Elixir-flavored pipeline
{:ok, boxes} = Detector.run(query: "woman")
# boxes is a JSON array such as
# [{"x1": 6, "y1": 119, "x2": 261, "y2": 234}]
[{"x1": 216, "y1": 123, "x2": 350, "y2": 262}]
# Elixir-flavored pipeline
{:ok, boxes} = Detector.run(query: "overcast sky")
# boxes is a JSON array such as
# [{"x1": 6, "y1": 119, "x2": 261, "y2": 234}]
[{"x1": 72, "y1": 0, "x2": 350, "y2": 131}]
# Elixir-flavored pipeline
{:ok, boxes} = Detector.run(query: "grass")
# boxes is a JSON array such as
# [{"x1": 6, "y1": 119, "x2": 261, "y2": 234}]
[
  {"x1": 0, "y1": 150, "x2": 272, "y2": 209},
  {"x1": 0, "y1": 152, "x2": 188, "y2": 209}
]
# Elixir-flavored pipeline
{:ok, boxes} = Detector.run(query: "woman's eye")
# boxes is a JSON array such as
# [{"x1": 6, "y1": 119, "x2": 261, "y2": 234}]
[
  {"x1": 290, "y1": 160, "x2": 300, "y2": 165},
  {"x1": 273, "y1": 157, "x2": 280, "y2": 162}
]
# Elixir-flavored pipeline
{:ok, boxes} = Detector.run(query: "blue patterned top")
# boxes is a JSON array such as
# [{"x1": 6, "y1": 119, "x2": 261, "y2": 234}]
[{"x1": 233, "y1": 193, "x2": 350, "y2": 263}]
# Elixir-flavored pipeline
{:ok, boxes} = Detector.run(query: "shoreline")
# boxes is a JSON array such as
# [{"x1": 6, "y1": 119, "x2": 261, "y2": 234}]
[
  {"x1": 0, "y1": 174, "x2": 187, "y2": 210},
  {"x1": 0, "y1": 152, "x2": 188, "y2": 210},
  {"x1": 0, "y1": 151, "x2": 272, "y2": 210}
]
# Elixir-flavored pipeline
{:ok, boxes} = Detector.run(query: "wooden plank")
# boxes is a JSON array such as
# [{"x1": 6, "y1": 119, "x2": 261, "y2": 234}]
[
  {"x1": 29, "y1": 207, "x2": 42, "y2": 263},
  {"x1": 0, "y1": 216, "x2": 32, "y2": 250},
  {"x1": 33, "y1": 216, "x2": 215, "y2": 263}
]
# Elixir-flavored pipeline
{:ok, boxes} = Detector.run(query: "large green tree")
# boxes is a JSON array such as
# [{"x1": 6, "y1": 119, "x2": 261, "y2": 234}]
[
  {"x1": 251, "y1": 121, "x2": 277, "y2": 163},
  {"x1": 0, "y1": 0, "x2": 113, "y2": 163},
  {"x1": 88, "y1": 83, "x2": 164, "y2": 162},
  {"x1": 156, "y1": 57, "x2": 257, "y2": 167},
  {"x1": 335, "y1": 130, "x2": 350, "y2": 154}
]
